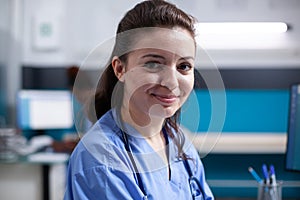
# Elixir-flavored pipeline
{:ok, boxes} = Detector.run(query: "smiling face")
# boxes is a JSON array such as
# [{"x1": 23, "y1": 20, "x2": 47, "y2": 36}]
[{"x1": 112, "y1": 27, "x2": 195, "y2": 127}]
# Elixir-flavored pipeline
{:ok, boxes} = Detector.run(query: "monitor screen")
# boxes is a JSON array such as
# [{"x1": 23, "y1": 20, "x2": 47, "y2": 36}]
[
  {"x1": 22, "y1": 67, "x2": 69, "y2": 90},
  {"x1": 286, "y1": 83, "x2": 300, "y2": 171},
  {"x1": 17, "y1": 90, "x2": 73, "y2": 130}
]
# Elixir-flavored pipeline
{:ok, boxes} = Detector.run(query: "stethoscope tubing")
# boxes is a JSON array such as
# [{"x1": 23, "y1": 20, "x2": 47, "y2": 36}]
[
  {"x1": 122, "y1": 129, "x2": 148, "y2": 197},
  {"x1": 117, "y1": 112, "x2": 203, "y2": 199}
]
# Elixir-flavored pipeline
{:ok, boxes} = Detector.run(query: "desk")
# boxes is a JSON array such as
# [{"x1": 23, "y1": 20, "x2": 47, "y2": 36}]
[
  {"x1": 0, "y1": 152, "x2": 69, "y2": 200},
  {"x1": 202, "y1": 153, "x2": 300, "y2": 199}
]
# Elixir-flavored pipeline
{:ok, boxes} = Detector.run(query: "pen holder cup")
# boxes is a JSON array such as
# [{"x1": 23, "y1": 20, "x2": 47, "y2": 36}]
[{"x1": 257, "y1": 181, "x2": 282, "y2": 200}]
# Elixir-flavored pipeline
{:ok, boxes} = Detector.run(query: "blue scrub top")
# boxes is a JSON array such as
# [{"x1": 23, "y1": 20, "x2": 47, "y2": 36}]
[{"x1": 64, "y1": 109, "x2": 214, "y2": 200}]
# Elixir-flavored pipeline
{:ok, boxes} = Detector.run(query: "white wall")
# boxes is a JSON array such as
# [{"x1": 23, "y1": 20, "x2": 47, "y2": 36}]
[
  {"x1": 175, "y1": 0, "x2": 300, "y2": 67},
  {"x1": 22, "y1": 0, "x2": 138, "y2": 66},
  {"x1": 21, "y1": 0, "x2": 300, "y2": 67},
  {"x1": 22, "y1": 0, "x2": 69, "y2": 65}
]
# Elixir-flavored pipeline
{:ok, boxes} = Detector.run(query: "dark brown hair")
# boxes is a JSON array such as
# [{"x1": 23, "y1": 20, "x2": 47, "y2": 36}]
[{"x1": 88, "y1": 0, "x2": 196, "y2": 159}]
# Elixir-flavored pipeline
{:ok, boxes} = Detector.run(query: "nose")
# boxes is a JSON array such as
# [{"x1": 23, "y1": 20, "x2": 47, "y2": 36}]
[{"x1": 160, "y1": 66, "x2": 179, "y2": 94}]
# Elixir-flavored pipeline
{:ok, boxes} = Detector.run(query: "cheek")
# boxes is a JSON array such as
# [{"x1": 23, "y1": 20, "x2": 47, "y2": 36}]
[
  {"x1": 180, "y1": 75, "x2": 194, "y2": 95},
  {"x1": 125, "y1": 70, "x2": 160, "y2": 90},
  {"x1": 123, "y1": 70, "x2": 160, "y2": 103}
]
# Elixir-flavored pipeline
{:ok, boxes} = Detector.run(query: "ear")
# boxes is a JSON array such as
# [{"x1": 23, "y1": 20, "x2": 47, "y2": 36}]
[{"x1": 111, "y1": 56, "x2": 125, "y2": 82}]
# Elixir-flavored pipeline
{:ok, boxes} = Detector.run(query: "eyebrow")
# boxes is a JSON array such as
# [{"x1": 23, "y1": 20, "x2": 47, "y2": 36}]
[
  {"x1": 179, "y1": 56, "x2": 194, "y2": 61},
  {"x1": 141, "y1": 54, "x2": 165, "y2": 59},
  {"x1": 142, "y1": 54, "x2": 194, "y2": 61}
]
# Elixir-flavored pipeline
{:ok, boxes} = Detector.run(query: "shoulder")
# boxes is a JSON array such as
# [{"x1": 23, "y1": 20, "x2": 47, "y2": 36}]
[{"x1": 68, "y1": 110, "x2": 131, "y2": 175}]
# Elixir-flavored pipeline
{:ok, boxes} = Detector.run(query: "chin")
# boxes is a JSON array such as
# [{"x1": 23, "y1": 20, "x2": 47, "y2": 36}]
[{"x1": 148, "y1": 108, "x2": 175, "y2": 119}]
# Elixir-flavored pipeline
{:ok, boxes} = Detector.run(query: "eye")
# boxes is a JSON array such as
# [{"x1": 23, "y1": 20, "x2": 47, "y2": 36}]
[
  {"x1": 177, "y1": 63, "x2": 193, "y2": 72},
  {"x1": 144, "y1": 61, "x2": 162, "y2": 69}
]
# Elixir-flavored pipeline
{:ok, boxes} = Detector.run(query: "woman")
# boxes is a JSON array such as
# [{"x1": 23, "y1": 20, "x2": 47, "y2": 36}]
[{"x1": 64, "y1": 0, "x2": 214, "y2": 199}]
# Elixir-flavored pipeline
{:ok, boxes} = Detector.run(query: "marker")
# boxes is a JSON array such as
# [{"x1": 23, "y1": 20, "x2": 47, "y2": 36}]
[
  {"x1": 262, "y1": 164, "x2": 270, "y2": 185},
  {"x1": 270, "y1": 165, "x2": 277, "y2": 186},
  {"x1": 248, "y1": 166, "x2": 263, "y2": 183}
]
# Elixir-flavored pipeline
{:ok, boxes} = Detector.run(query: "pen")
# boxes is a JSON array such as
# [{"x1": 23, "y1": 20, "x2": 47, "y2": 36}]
[
  {"x1": 270, "y1": 164, "x2": 277, "y2": 186},
  {"x1": 248, "y1": 166, "x2": 263, "y2": 183},
  {"x1": 262, "y1": 164, "x2": 270, "y2": 185},
  {"x1": 269, "y1": 164, "x2": 279, "y2": 199}
]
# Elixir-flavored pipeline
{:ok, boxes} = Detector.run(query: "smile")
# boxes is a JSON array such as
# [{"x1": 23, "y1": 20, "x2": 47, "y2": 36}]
[{"x1": 151, "y1": 94, "x2": 178, "y2": 104}]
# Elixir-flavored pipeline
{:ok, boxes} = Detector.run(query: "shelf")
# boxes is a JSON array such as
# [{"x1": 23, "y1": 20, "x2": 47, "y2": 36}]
[{"x1": 186, "y1": 132, "x2": 287, "y2": 154}]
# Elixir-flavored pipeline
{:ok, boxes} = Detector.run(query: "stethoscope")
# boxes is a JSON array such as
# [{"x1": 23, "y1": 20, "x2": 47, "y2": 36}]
[{"x1": 119, "y1": 119, "x2": 205, "y2": 199}]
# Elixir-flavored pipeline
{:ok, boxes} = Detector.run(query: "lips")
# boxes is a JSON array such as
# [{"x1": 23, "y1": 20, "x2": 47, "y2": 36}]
[{"x1": 151, "y1": 93, "x2": 178, "y2": 104}]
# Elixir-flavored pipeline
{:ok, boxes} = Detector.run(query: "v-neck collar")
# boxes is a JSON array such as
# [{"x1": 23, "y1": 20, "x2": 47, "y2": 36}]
[{"x1": 112, "y1": 108, "x2": 176, "y2": 173}]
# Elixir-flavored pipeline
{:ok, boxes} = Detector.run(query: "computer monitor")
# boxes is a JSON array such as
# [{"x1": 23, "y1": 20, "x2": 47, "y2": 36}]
[
  {"x1": 22, "y1": 66, "x2": 69, "y2": 90},
  {"x1": 17, "y1": 90, "x2": 73, "y2": 130},
  {"x1": 286, "y1": 83, "x2": 300, "y2": 172}
]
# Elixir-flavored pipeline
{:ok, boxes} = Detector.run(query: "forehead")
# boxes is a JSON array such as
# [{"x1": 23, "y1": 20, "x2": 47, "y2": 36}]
[{"x1": 129, "y1": 27, "x2": 195, "y2": 58}]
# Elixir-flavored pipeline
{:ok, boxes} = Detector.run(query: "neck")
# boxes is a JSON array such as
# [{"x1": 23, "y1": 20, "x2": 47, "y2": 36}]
[
  {"x1": 120, "y1": 106, "x2": 169, "y2": 168},
  {"x1": 120, "y1": 106, "x2": 165, "y2": 139}
]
